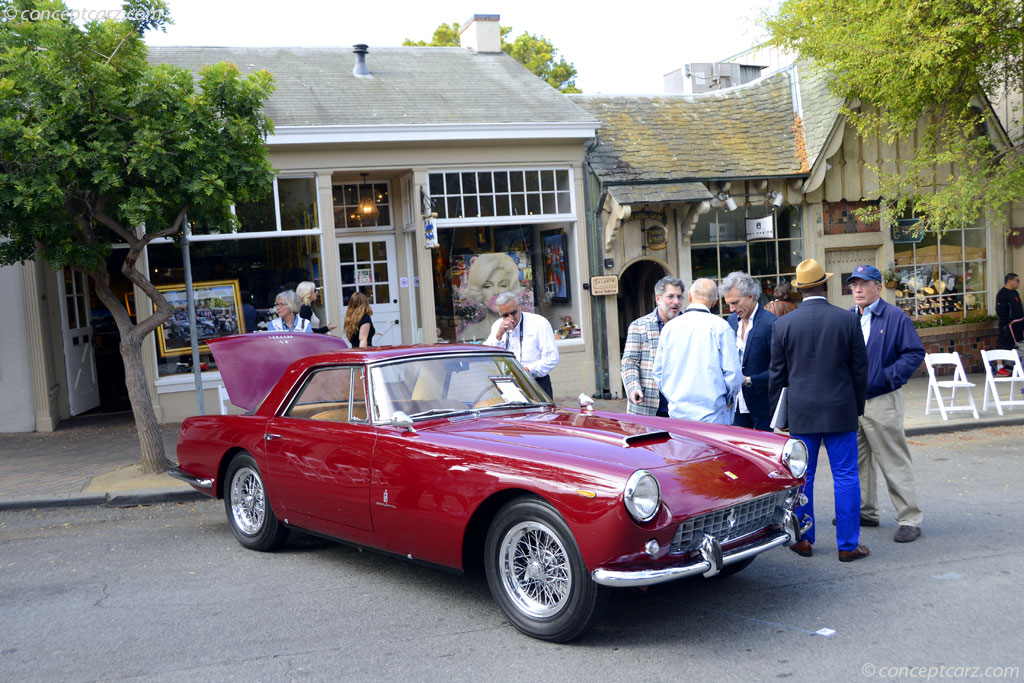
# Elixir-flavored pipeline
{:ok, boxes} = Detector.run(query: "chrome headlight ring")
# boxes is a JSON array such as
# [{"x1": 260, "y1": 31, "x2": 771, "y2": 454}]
[
  {"x1": 624, "y1": 470, "x2": 661, "y2": 523},
  {"x1": 781, "y1": 438, "x2": 808, "y2": 478}
]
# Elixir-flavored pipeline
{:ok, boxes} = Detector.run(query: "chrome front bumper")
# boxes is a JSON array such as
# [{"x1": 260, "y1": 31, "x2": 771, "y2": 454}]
[
  {"x1": 167, "y1": 465, "x2": 214, "y2": 490},
  {"x1": 591, "y1": 509, "x2": 812, "y2": 588}
]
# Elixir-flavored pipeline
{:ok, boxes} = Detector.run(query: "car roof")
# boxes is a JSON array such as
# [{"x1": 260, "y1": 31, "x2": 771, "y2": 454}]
[{"x1": 295, "y1": 343, "x2": 509, "y2": 370}]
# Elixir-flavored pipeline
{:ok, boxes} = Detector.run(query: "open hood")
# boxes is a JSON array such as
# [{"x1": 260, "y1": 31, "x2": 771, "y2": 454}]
[{"x1": 208, "y1": 333, "x2": 350, "y2": 411}]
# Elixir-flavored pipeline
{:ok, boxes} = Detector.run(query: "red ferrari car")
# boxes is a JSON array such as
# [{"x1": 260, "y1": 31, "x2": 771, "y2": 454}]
[{"x1": 171, "y1": 333, "x2": 809, "y2": 642}]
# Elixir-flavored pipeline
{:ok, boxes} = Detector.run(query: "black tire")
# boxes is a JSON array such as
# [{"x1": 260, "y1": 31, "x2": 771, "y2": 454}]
[
  {"x1": 223, "y1": 453, "x2": 289, "y2": 551},
  {"x1": 716, "y1": 556, "x2": 756, "y2": 578},
  {"x1": 484, "y1": 497, "x2": 607, "y2": 642}
]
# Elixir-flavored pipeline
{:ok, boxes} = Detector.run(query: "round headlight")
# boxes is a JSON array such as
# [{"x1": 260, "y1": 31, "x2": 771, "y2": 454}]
[
  {"x1": 624, "y1": 470, "x2": 661, "y2": 522},
  {"x1": 782, "y1": 438, "x2": 808, "y2": 478}
]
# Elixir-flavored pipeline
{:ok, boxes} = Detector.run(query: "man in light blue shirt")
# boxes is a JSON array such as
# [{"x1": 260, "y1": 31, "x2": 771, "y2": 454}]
[{"x1": 653, "y1": 278, "x2": 743, "y2": 424}]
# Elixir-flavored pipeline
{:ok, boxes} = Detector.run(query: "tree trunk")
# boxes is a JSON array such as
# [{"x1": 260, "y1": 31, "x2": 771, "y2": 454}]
[
  {"x1": 90, "y1": 268, "x2": 172, "y2": 475},
  {"x1": 120, "y1": 331, "x2": 171, "y2": 474}
]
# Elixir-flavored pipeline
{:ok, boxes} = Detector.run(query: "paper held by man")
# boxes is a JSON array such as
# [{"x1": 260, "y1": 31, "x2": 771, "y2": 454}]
[{"x1": 770, "y1": 387, "x2": 788, "y2": 430}]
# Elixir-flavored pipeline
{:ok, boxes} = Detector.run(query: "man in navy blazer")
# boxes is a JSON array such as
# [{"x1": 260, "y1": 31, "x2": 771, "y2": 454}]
[
  {"x1": 769, "y1": 259, "x2": 869, "y2": 562},
  {"x1": 722, "y1": 271, "x2": 778, "y2": 431}
]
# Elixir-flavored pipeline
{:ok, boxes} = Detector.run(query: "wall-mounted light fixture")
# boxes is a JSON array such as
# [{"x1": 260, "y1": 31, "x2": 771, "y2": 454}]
[
  {"x1": 717, "y1": 192, "x2": 738, "y2": 211},
  {"x1": 769, "y1": 190, "x2": 784, "y2": 207},
  {"x1": 357, "y1": 173, "x2": 379, "y2": 223}
]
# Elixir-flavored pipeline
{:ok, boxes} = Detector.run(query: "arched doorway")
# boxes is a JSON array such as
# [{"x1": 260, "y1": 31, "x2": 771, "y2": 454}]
[{"x1": 617, "y1": 259, "x2": 669, "y2": 354}]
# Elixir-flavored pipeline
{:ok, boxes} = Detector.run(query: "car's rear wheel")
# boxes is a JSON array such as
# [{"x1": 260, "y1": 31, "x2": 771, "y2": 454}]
[
  {"x1": 224, "y1": 453, "x2": 289, "y2": 551},
  {"x1": 484, "y1": 497, "x2": 607, "y2": 642}
]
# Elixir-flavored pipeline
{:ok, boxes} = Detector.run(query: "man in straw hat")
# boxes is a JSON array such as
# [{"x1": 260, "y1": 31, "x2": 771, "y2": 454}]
[
  {"x1": 847, "y1": 265, "x2": 925, "y2": 543},
  {"x1": 769, "y1": 259, "x2": 870, "y2": 562}
]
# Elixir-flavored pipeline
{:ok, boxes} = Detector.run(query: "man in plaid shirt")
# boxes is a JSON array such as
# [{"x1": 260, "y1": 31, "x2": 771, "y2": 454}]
[{"x1": 621, "y1": 276, "x2": 685, "y2": 416}]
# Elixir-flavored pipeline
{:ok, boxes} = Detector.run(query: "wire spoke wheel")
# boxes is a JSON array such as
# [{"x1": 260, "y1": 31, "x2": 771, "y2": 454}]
[
  {"x1": 229, "y1": 466, "x2": 266, "y2": 535},
  {"x1": 223, "y1": 453, "x2": 289, "y2": 551},
  {"x1": 501, "y1": 521, "x2": 572, "y2": 618}
]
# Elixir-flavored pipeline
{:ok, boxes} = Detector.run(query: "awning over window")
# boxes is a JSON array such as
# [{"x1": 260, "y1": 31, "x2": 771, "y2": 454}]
[{"x1": 608, "y1": 182, "x2": 712, "y2": 206}]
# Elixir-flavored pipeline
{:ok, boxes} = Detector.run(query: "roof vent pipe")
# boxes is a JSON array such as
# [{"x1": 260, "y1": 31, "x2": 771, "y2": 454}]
[{"x1": 352, "y1": 44, "x2": 370, "y2": 77}]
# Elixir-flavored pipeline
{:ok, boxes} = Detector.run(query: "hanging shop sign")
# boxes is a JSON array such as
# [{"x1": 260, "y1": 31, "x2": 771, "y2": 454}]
[
  {"x1": 891, "y1": 218, "x2": 925, "y2": 243},
  {"x1": 745, "y1": 214, "x2": 775, "y2": 240},
  {"x1": 646, "y1": 225, "x2": 668, "y2": 250}
]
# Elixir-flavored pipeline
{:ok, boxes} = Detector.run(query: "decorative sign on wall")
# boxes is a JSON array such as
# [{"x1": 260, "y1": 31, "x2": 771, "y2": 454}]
[
  {"x1": 746, "y1": 214, "x2": 775, "y2": 240},
  {"x1": 891, "y1": 218, "x2": 925, "y2": 243},
  {"x1": 646, "y1": 225, "x2": 668, "y2": 250},
  {"x1": 589, "y1": 275, "x2": 619, "y2": 296}
]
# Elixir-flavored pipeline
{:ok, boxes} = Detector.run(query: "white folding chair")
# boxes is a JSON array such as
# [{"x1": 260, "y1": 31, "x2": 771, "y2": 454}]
[
  {"x1": 980, "y1": 349, "x2": 1024, "y2": 416},
  {"x1": 924, "y1": 352, "x2": 979, "y2": 420},
  {"x1": 218, "y1": 384, "x2": 231, "y2": 415}
]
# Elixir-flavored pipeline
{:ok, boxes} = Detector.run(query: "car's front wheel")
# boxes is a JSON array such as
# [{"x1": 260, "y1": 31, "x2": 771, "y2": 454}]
[
  {"x1": 484, "y1": 497, "x2": 607, "y2": 642},
  {"x1": 224, "y1": 453, "x2": 289, "y2": 551}
]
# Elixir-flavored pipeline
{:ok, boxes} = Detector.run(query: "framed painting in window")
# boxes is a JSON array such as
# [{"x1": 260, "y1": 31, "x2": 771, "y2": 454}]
[
  {"x1": 540, "y1": 230, "x2": 570, "y2": 303},
  {"x1": 155, "y1": 279, "x2": 242, "y2": 357}
]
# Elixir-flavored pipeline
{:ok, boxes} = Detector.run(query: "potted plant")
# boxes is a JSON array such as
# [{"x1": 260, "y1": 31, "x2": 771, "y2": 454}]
[{"x1": 882, "y1": 264, "x2": 899, "y2": 289}]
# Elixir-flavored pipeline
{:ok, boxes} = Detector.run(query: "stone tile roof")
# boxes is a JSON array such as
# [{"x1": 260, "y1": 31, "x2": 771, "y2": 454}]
[
  {"x1": 572, "y1": 68, "x2": 842, "y2": 183},
  {"x1": 148, "y1": 46, "x2": 598, "y2": 128},
  {"x1": 795, "y1": 61, "x2": 845, "y2": 171},
  {"x1": 608, "y1": 182, "x2": 712, "y2": 205}
]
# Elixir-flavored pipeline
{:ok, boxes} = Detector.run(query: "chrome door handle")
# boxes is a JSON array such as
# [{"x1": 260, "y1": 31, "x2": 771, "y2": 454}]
[{"x1": 264, "y1": 433, "x2": 282, "y2": 441}]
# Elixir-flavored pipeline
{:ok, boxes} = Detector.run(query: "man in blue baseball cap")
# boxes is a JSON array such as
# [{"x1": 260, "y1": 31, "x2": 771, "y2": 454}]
[{"x1": 846, "y1": 264, "x2": 925, "y2": 543}]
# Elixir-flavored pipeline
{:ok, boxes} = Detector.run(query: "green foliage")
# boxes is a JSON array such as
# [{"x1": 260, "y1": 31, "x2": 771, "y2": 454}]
[
  {"x1": 403, "y1": 21, "x2": 580, "y2": 93},
  {"x1": 767, "y1": 0, "x2": 1024, "y2": 234},
  {"x1": 0, "y1": 0, "x2": 275, "y2": 273},
  {"x1": 912, "y1": 312, "x2": 997, "y2": 329}
]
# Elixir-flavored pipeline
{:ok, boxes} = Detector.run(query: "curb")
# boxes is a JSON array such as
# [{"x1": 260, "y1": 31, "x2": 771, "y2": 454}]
[
  {"x1": 0, "y1": 487, "x2": 206, "y2": 512},
  {"x1": 904, "y1": 416, "x2": 1024, "y2": 436}
]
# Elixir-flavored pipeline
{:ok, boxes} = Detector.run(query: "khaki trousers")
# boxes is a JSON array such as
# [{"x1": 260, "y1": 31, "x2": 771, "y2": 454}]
[{"x1": 857, "y1": 388, "x2": 924, "y2": 527}]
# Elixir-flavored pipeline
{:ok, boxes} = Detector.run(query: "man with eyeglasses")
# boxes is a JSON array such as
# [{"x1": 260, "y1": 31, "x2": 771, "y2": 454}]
[
  {"x1": 847, "y1": 264, "x2": 925, "y2": 543},
  {"x1": 485, "y1": 291, "x2": 559, "y2": 398},
  {"x1": 621, "y1": 275, "x2": 684, "y2": 416}
]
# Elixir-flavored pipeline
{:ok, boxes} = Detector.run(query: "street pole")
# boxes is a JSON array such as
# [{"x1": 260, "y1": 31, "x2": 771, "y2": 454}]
[{"x1": 182, "y1": 216, "x2": 205, "y2": 414}]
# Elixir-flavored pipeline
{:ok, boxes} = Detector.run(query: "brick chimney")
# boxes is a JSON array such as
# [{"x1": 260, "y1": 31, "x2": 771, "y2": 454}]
[{"x1": 460, "y1": 14, "x2": 501, "y2": 54}]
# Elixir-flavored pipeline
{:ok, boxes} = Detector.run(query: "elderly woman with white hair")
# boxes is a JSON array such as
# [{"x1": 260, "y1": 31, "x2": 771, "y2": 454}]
[
  {"x1": 295, "y1": 281, "x2": 336, "y2": 334},
  {"x1": 267, "y1": 290, "x2": 311, "y2": 333}
]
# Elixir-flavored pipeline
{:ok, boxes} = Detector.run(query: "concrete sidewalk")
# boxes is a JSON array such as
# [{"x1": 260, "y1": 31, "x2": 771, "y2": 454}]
[{"x1": 1, "y1": 372, "x2": 1021, "y2": 511}]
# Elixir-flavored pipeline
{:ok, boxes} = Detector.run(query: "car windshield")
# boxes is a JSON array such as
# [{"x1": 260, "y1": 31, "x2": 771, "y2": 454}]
[{"x1": 368, "y1": 353, "x2": 549, "y2": 422}]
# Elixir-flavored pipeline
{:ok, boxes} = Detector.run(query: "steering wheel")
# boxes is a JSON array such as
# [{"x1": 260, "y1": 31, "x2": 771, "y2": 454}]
[{"x1": 472, "y1": 384, "x2": 503, "y2": 409}]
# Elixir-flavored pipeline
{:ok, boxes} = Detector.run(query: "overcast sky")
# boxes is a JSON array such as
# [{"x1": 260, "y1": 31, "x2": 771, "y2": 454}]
[{"x1": 76, "y1": 0, "x2": 781, "y2": 94}]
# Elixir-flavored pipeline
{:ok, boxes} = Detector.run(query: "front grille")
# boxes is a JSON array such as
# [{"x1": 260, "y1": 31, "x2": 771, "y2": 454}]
[{"x1": 670, "y1": 488, "x2": 796, "y2": 554}]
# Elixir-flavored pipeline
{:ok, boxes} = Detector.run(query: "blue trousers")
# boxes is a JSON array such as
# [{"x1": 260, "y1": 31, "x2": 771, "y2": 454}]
[{"x1": 794, "y1": 431, "x2": 861, "y2": 551}]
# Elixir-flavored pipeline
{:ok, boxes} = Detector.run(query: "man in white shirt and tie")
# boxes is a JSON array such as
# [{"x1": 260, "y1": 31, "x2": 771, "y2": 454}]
[{"x1": 485, "y1": 292, "x2": 559, "y2": 398}]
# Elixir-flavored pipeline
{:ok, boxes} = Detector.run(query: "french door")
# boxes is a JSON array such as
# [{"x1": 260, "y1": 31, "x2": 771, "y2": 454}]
[{"x1": 337, "y1": 235, "x2": 401, "y2": 346}]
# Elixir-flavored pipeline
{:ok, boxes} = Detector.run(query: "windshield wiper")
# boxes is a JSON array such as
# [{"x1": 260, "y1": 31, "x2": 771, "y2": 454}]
[
  {"x1": 409, "y1": 408, "x2": 468, "y2": 419},
  {"x1": 481, "y1": 400, "x2": 543, "y2": 410}
]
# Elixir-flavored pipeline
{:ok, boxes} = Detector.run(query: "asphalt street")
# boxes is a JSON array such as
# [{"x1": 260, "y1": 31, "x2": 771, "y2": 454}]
[{"x1": 1, "y1": 427, "x2": 1021, "y2": 683}]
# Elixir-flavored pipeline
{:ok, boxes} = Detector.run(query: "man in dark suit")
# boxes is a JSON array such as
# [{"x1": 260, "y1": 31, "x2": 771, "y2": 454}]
[
  {"x1": 722, "y1": 271, "x2": 778, "y2": 431},
  {"x1": 769, "y1": 259, "x2": 869, "y2": 562}
]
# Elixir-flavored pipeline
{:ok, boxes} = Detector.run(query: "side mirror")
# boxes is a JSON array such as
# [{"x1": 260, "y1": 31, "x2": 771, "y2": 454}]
[{"x1": 390, "y1": 411, "x2": 415, "y2": 433}]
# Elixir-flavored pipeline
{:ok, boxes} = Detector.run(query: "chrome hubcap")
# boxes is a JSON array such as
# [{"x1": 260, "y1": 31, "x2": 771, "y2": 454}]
[
  {"x1": 500, "y1": 521, "x2": 571, "y2": 618},
  {"x1": 230, "y1": 466, "x2": 265, "y2": 536}
]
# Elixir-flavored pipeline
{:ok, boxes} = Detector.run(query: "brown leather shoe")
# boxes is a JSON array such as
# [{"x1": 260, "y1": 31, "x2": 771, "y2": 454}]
[
  {"x1": 838, "y1": 544, "x2": 870, "y2": 562},
  {"x1": 894, "y1": 525, "x2": 921, "y2": 543},
  {"x1": 790, "y1": 540, "x2": 812, "y2": 557}
]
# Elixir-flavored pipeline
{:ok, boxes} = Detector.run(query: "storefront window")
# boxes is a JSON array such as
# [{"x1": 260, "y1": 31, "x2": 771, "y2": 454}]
[
  {"x1": 148, "y1": 234, "x2": 324, "y2": 377},
  {"x1": 333, "y1": 181, "x2": 391, "y2": 229},
  {"x1": 691, "y1": 205, "x2": 805, "y2": 306},
  {"x1": 428, "y1": 169, "x2": 572, "y2": 220},
  {"x1": 191, "y1": 176, "x2": 319, "y2": 235},
  {"x1": 431, "y1": 224, "x2": 581, "y2": 344},
  {"x1": 893, "y1": 223, "x2": 987, "y2": 319}
]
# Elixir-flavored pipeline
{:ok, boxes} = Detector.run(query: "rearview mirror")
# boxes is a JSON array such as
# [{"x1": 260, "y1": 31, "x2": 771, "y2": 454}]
[{"x1": 391, "y1": 411, "x2": 415, "y2": 433}]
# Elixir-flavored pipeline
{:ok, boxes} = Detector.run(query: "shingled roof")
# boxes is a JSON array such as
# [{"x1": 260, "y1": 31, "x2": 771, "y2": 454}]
[
  {"x1": 572, "y1": 65, "x2": 843, "y2": 184},
  {"x1": 148, "y1": 46, "x2": 598, "y2": 129}
]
